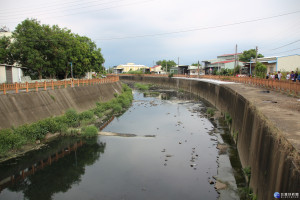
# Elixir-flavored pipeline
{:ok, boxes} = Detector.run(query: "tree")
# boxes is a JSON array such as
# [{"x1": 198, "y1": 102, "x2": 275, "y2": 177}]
[
  {"x1": 9, "y1": 19, "x2": 105, "y2": 79},
  {"x1": 254, "y1": 62, "x2": 267, "y2": 78},
  {"x1": 0, "y1": 36, "x2": 13, "y2": 64},
  {"x1": 239, "y1": 49, "x2": 263, "y2": 62},
  {"x1": 191, "y1": 63, "x2": 201, "y2": 67},
  {"x1": 11, "y1": 19, "x2": 50, "y2": 79},
  {"x1": 156, "y1": 60, "x2": 176, "y2": 72}
]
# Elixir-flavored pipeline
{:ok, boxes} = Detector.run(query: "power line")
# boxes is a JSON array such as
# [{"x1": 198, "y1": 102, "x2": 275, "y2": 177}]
[
  {"x1": 0, "y1": 0, "x2": 96, "y2": 12},
  {"x1": 94, "y1": 10, "x2": 300, "y2": 41},
  {"x1": 0, "y1": 0, "x2": 130, "y2": 20},
  {"x1": 271, "y1": 39, "x2": 300, "y2": 50},
  {"x1": 0, "y1": 0, "x2": 156, "y2": 23},
  {"x1": 267, "y1": 47, "x2": 300, "y2": 55}
]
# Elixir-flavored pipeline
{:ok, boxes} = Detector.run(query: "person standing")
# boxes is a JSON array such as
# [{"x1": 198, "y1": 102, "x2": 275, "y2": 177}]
[
  {"x1": 286, "y1": 72, "x2": 290, "y2": 80},
  {"x1": 290, "y1": 71, "x2": 295, "y2": 81},
  {"x1": 294, "y1": 71, "x2": 298, "y2": 82},
  {"x1": 278, "y1": 71, "x2": 282, "y2": 80},
  {"x1": 275, "y1": 72, "x2": 279, "y2": 80}
]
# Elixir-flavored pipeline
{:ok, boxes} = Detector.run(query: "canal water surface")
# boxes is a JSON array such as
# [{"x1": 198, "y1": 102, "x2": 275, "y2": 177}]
[{"x1": 0, "y1": 89, "x2": 240, "y2": 200}]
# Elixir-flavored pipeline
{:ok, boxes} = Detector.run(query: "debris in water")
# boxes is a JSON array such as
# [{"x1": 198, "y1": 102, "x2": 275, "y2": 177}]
[
  {"x1": 190, "y1": 164, "x2": 197, "y2": 167},
  {"x1": 164, "y1": 163, "x2": 167, "y2": 166},
  {"x1": 161, "y1": 149, "x2": 166, "y2": 152},
  {"x1": 166, "y1": 154, "x2": 173, "y2": 157}
]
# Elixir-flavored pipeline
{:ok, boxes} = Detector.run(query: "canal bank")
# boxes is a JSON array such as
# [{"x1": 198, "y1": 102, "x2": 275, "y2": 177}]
[
  {"x1": 0, "y1": 88, "x2": 239, "y2": 200},
  {"x1": 0, "y1": 81, "x2": 123, "y2": 129},
  {"x1": 120, "y1": 75, "x2": 300, "y2": 200}
]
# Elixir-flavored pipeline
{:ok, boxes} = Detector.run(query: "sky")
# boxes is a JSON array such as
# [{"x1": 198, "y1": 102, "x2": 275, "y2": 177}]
[{"x1": 1, "y1": 0, "x2": 300, "y2": 68}]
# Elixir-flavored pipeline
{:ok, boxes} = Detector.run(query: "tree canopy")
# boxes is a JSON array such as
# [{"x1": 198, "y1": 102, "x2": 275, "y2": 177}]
[
  {"x1": 156, "y1": 60, "x2": 176, "y2": 72},
  {"x1": 4, "y1": 19, "x2": 105, "y2": 79},
  {"x1": 191, "y1": 63, "x2": 201, "y2": 66},
  {"x1": 239, "y1": 49, "x2": 263, "y2": 62}
]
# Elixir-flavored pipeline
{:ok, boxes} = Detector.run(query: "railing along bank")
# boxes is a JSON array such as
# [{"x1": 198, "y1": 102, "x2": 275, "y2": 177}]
[
  {"x1": 201, "y1": 75, "x2": 300, "y2": 95},
  {"x1": 0, "y1": 76, "x2": 119, "y2": 95},
  {"x1": 115, "y1": 74, "x2": 300, "y2": 95}
]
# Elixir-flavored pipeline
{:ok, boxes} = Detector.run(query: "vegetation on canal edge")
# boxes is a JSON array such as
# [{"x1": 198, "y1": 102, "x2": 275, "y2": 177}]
[
  {"x1": 206, "y1": 107, "x2": 215, "y2": 117},
  {"x1": 0, "y1": 84, "x2": 133, "y2": 158},
  {"x1": 134, "y1": 83, "x2": 150, "y2": 91}
]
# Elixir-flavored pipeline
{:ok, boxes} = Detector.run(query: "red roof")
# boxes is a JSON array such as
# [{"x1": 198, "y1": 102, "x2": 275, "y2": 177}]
[
  {"x1": 211, "y1": 60, "x2": 245, "y2": 64},
  {"x1": 212, "y1": 60, "x2": 235, "y2": 64},
  {"x1": 219, "y1": 53, "x2": 242, "y2": 57}
]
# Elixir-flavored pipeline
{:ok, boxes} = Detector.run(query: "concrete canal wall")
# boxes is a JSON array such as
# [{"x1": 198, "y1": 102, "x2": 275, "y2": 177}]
[
  {"x1": 0, "y1": 81, "x2": 123, "y2": 129},
  {"x1": 120, "y1": 75, "x2": 300, "y2": 200}
]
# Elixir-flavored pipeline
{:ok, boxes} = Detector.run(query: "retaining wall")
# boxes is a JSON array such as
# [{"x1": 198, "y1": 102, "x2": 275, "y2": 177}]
[
  {"x1": 120, "y1": 75, "x2": 300, "y2": 200},
  {"x1": 0, "y1": 81, "x2": 123, "y2": 129}
]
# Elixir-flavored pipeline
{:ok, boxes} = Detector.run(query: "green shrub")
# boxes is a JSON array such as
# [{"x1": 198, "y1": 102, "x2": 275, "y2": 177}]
[
  {"x1": 225, "y1": 112, "x2": 232, "y2": 125},
  {"x1": 81, "y1": 125, "x2": 98, "y2": 137},
  {"x1": 0, "y1": 129, "x2": 27, "y2": 155},
  {"x1": 112, "y1": 104, "x2": 122, "y2": 113},
  {"x1": 122, "y1": 84, "x2": 132, "y2": 92},
  {"x1": 80, "y1": 117, "x2": 96, "y2": 126},
  {"x1": 134, "y1": 83, "x2": 149, "y2": 90},
  {"x1": 79, "y1": 110, "x2": 94, "y2": 121},
  {"x1": 168, "y1": 73, "x2": 174, "y2": 78},
  {"x1": 65, "y1": 109, "x2": 79, "y2": 127},
  {"x1": 206, "y1": 108, "x2": 215, "y2": 117}
]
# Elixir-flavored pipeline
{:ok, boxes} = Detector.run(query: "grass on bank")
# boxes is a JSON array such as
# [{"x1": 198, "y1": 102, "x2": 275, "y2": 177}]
[
  {"x1": 134, "y1": 83, "x2": 150, "y2": 91},
  {"x1": 0, "y1": 84, "x2": 133, "y2": 158}
]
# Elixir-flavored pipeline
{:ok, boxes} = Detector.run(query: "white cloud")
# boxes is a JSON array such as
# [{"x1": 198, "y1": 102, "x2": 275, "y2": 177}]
[{"x1": 1, "y1": 0, "x2": 300, "y2": 67}]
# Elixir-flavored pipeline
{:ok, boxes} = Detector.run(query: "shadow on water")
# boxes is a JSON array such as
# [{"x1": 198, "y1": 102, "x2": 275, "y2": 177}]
[
  {"x1": 0, "y1": 137, "x2": 105, "y2": 200},
  {"x1": 216, "y1": 118, "x2": 246, "y2": 189}
]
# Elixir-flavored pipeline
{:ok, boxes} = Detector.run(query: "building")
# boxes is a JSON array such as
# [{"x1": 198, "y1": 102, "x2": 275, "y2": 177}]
[
  {"x1": 0, "y1": 26, "x2": 26, "y2": 83},
  {"x1": 0, "y1": 64, "x2": 25, "y2": 83},
  {"x1": 202, "y1": 53, "x2": 244, "y2": 74},
  {"x1": 114, "y1": 63, "x2": 149, "y2": 74},
  {"x1": 0, "y1": 25, "x2": 12, "y2": 38},
  {"x1": 244, "y1": 54, "x2": 300, "y2": 74},
  {"x1": 187, "y1": 65, "x2": 203, "y2": 75},
  {"x1": 150, "y1": 65, "x2": 165, "y2": 74}
]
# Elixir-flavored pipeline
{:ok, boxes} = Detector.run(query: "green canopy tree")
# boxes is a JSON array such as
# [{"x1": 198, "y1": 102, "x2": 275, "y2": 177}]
[
  {"x1": 0, "y1": 36, "x2": 14, "y2": 64},
  {"x1": 239, "y1": 49, "x2": 264, "y2": 62},
  {"x1": 11, "y1": 19, "x2": 52, "y2": 79},
  {"x1": 8, "y1": 19, "x2": 105, "y2": 80},
  {"x1": 156, "y1": 60, "x2": 176, "y2": 72},
  {"x1": 254, "y1": 62, "x2": 267, "y2": 78}
]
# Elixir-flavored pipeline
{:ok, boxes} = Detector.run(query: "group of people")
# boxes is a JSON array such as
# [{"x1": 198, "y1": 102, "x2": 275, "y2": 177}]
[{"x1": 266, "y1": 71, "x2": 300, "y2": 82}]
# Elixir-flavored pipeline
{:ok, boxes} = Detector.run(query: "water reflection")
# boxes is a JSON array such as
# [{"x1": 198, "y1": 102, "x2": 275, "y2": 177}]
[{"x1": 0, "y1": 137, "x2": 106, "y2": 200}]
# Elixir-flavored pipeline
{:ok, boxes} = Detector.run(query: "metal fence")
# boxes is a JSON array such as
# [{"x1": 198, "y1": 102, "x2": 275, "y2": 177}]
[{"x1": 0, "y1": 76, "x2": 119, "y2": 95}]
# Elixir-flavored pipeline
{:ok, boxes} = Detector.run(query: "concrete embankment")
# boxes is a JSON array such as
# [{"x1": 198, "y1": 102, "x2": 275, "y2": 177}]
[
  {"x1": 0, "y1": 82, "x2": 123, "y2": 129},
  {"x1": 120, "y1": 75, "x2": 300, "y2": 200}
]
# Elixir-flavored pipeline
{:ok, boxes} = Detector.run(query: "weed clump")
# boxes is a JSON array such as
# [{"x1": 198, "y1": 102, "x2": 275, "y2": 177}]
[{"x1": 81, "y1": 126, "x2": 98, "y2": 138}]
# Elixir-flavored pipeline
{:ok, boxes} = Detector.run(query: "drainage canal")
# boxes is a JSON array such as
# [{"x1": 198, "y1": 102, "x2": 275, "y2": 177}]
[{"x1": 0, "y1": 88, "x2": 244, "y2": 200}]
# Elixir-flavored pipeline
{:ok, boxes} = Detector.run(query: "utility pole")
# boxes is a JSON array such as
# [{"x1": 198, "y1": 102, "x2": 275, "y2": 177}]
[
  {"x1": 234, "y1": 44, "x2": 237, "y2": 69},
  {"x1": 166, "y1": 62, "x2": 168, "y2": 72},
  {"x1": 255, "y1": 46, "x2": 258, "y2": 63},
  {"x1": 178, "y1": 57, "x2": 180, "y2": 66},
  {"x1": 197, "y1": 60, "x2": 200, "y2": 78}
]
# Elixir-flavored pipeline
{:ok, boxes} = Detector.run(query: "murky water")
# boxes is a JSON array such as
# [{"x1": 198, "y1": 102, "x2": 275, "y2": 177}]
[{"x1": 0, "y1": 89, "x2": 240, "y2": 200}]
